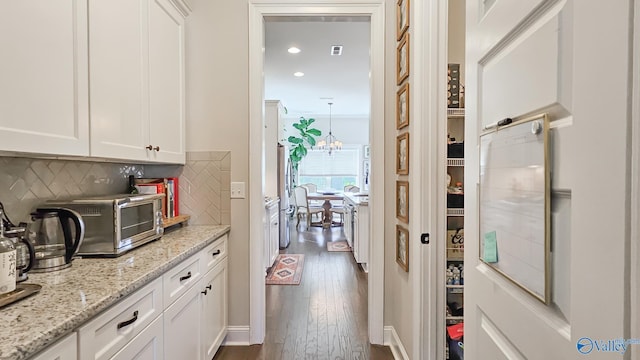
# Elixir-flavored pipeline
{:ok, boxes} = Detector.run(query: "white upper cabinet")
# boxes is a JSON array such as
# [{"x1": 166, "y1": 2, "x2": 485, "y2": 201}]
[
  {"x1": 0, "y1": 1, "x2": 89, "y2": 156},
  {"x1": 89, "y1": 0, "x2": 187, "y2": 164}
]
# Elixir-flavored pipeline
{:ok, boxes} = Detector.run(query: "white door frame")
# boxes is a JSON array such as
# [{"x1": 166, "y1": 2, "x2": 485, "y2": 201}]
[
  {"x1": 412, "y1": 0, "x2": 448, "y2": 358},
  {"x1": 248, "y1": 0, "x2": 385, "y2": 345},
  {"x1": 632, "y1": 0, "x2": 640, "y2": 358}
]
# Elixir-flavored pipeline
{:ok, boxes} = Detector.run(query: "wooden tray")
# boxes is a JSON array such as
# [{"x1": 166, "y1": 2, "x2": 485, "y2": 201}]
[
  {"x1": 162, "y1": 214, "x2": 191, "y2": 229},
  {"x1": 0, "y1": 283, "x2": 42, "y2": 308}
]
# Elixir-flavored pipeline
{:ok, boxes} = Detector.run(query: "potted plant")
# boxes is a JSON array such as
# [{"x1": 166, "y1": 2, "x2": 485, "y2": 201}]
[{"x1": 287, "y1": 116, "x2": 322, "y2": 171}]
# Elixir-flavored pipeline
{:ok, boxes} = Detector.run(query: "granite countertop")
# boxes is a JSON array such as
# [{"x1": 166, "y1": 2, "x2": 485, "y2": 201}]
[
  {"x1": 0, "y1": 224, "x2": 230, "y2": 360},
  {"x1": 344, "y1": 192, "x2": 369, "y2": 206}
]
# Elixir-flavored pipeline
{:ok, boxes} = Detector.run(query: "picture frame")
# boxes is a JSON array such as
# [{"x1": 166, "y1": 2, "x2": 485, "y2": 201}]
[
  {"x1": 396, "y1": 32, "x2": 410, "y2": 85},
  {"x1": 396, "y1": 0, "x2": 410, "y2": 41},
  {"x1": 396, "y1": 82, "x2": 409, "y2": 129},
  {"x1": 396, "y1": 132, "x2": 409, "y2": 175},
  {"x1": 363, "y1": 145, "x2": 370, "y2": 159},
  {"x1": 396, "y1": 225, "x2": 409, "y2": 272},
  {"x1": 396, "y1": 180, "x2": 409, "y2": 223}
]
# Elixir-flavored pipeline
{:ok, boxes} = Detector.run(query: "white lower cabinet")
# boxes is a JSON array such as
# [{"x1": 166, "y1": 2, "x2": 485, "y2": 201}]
[
  {"x1": 78, "y1": 278, "x2": 163, "y2": 360},
  {"x1": 69, "y1": 235, "x2": 228, "y2": 360},
  {"x1": 110, "y1": 316, "x2": 164, "y2": 360},
  {"x1": 163, "y1": 280, "x2": 203, "y2": 360},
  {"x1": 31, "y1": 333, "x2": 77, "y2": 360},
  {"x1": 201, "y1": 258, "x2": 228, "y2": 359}
]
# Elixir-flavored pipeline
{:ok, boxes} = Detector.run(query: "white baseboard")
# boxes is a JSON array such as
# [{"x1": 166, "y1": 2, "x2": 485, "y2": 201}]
[
  {"x1": 222, "y1": 326, "x2": 250, "y2": 346},
  {"x1": 384, "y1": 326, "x2": 410, "y2": 360}
]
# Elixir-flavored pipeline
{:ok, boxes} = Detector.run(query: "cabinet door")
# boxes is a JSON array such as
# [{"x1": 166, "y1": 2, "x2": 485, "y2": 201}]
[
  {"x1": 148, "y1": 0, "x2": 186, "y2": 164},
  {"x1": 269, "y1": 210, "x2": 279, "y2": 266},
  {"x1": 110, "y1": 316, "x2": 164, "y2": 360},
  {"x1": 353, "y1": 210, "x2": 359, "y2": 260},
  {"x1": 0, "y1": 1, "x2": 89, "y2": 156},
  {"x1": 31, "y1": 333, "x2": 77, "y2": 360},
  {"x1": 201, "y1": 258, "x2": 228, "y2": 360},
  {"x1": 89, "y1": 0, "x2": 149, "y2": 161},
  {"x1": 164, "y1": 280, "x2": 202, "y2": 360}
]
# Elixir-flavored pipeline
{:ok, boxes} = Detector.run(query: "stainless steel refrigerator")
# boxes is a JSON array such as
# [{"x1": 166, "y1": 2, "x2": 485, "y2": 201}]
[{"x1": 277, "y1": 144, "x2": 291, "y2": 248}]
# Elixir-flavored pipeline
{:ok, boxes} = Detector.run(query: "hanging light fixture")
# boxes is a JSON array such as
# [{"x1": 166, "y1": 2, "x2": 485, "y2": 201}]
[{"x1": 317, "y1": 102, "x2": 342, "y2": 155}]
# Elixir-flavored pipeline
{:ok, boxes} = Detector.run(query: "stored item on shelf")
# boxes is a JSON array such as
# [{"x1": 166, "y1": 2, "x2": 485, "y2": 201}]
[
  {"x1": 447, "y1": 194, "x2": 464, "y2": 208},
  {"x1": 448, "y1": 142, "x2": 464, "y2": 158},
  {"x1": 447, "y1": 228, "x2": 464, "y2": 260},
  {"x1": 448, "y1": 64, "x2": 460, "y2": 108}
]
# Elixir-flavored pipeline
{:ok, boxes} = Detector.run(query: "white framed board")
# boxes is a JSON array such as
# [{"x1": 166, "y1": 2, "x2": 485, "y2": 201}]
[{"x1": 479, "y1": 113, "x2": 550, "y2": 304}]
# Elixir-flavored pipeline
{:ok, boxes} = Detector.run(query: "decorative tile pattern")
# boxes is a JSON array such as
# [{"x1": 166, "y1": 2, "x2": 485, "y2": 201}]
[
  {"x1": 0, "y1": 152, "x2": 231, "y2": 227},
  {"x1": 0, "y1": 157, "x2": 144, "y2": 224},
  {"x1": 159, "y1": 151, "x2": 231, "y2": 226}
]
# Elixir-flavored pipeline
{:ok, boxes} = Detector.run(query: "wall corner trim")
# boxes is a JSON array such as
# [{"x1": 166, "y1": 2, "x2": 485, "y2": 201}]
[
  {"x1": 222, "y1": 326, "x2": 251, "y2": 346},
  {"x1": 384, "y1": 326, "x2": 410, "y2": 360}
]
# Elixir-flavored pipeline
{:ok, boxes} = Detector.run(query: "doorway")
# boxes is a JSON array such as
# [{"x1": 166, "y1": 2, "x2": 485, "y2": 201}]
[{"x1": 248, "y1": 1, "x2": 385, "y2": 346}]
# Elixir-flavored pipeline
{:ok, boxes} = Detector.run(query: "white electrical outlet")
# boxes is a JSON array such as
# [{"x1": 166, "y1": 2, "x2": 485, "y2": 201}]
[{"x1": 230, "y1": 182, "x2": 246, "y2": 199}]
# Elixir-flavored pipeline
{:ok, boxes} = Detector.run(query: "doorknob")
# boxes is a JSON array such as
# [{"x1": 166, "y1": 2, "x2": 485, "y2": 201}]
[{"x1": 420, "y1": 233, "x2": 430, "y2": 244}]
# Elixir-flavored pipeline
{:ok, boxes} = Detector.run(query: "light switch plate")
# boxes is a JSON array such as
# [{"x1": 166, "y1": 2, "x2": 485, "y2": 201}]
[{"x1": 230, "y1": 182, "x2": 246, "y2": 199}]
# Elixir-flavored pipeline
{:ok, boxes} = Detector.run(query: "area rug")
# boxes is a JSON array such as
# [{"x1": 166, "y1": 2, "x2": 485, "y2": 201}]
[
  {"x1": 327, "y1": 240, "x2": 352, "y2": 252},
  {"x1": 266, "y1": 254, "x2": 305, "y2": 285}
]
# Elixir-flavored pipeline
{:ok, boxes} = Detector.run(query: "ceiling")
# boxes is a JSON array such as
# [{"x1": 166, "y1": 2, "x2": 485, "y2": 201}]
[{"x1": 264, "y1": 17, "x2": 371, "y2": 118}]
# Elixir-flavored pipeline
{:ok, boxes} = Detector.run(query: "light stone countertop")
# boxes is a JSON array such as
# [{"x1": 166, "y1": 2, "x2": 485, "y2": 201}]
[
  {"x1": 344, "y1": 192, "x2": 369, "y2": 206},
  {"x1": 0, "y1": 224, "x2": 230, "y2": 360}
]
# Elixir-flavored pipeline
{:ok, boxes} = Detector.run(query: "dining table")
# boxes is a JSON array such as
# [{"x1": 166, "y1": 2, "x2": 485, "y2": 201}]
[{"x1": 307, "y1": 191, "x2": 344, "y2": 227}]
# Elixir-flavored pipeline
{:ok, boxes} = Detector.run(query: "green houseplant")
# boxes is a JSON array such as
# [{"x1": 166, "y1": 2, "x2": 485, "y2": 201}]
[{"x1": 288, "y1": 116, "x2": 322, "y2": 170}]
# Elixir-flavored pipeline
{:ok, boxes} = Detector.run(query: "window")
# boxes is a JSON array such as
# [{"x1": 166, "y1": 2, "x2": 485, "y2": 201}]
[{"x1": 298, "y1": 147, "x2": 360, "y2": 191}]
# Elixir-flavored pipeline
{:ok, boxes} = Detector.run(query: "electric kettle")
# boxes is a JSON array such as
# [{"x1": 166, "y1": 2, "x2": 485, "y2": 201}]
[{"x1": 27, "y1": 208, "x2": 85, "y2": 273}]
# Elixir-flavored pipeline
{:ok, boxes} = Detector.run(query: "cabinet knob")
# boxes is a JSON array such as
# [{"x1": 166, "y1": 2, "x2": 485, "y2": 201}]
[
  {"x1": 153, "y1": 146, "x2": 160, "y2": 151},
  {"x1": 206, "y1": 285, "x2": 212, "y2": 290},
  {"x1": 145, "y1": 145, "x2": 153, "y2": 150},
  {"x1": 201, "y1": 289, "x2": 208, "y2": 295}
]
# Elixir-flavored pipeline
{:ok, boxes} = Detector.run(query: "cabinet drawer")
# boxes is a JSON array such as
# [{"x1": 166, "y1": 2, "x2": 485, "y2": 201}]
[
  {"x1": 110, "y1": 314, "x2": 164, "y2": 360},
  {"x1": 201, "y1": 234, "x2": 228, "y2": 274},
  {"x1": 31, "y1": 332, "x2": 77, "y2": 360},
  {"x1": 77, "y1": 278, "x2": 163, "y2": 360},
  {"x1": 163, "y1": 253, "x2": 202, "y2": 308}
]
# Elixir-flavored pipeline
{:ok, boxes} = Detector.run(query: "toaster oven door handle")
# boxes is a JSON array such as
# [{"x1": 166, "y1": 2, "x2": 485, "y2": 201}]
[{"x1": 179, "y1": 271, "x2": 192, "y2": 282}]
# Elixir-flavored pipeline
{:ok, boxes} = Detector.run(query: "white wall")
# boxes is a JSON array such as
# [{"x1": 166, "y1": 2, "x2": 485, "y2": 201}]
[{"x1": 185, "y1": 0, "x2": 251, "y2": 327}]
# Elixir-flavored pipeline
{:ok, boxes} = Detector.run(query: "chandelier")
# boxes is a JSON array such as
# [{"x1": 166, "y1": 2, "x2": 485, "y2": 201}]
[{"x1": 317, "y1": 102, "x2": 342, "y2": 155}]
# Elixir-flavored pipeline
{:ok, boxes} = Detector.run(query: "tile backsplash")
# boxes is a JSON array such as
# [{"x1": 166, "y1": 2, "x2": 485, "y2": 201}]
[
  {"x1": 147, "y1": 151, "x2": 231, "y2": 225},
  {"x1": 0, "y1": 151, "x2": 230, "y2": 226}
]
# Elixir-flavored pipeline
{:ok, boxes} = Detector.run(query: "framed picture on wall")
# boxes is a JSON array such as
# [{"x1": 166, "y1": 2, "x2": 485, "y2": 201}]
[
  {"x1": 396, "y1": 180, "x2": 409, "y2": 223},
  {"x1": 396, "y1": 82, "x2": 409, "y2": 129},
  {"x1": 396, "y1": 0, "x2": 410, "y2": 40},
  {"x1": 396, "y1": 132, "x2": 409, "y2": 174},
  {"x1": 396, "y1": 32, "x2": 410, "y2": 85},
  {"x1": 396, "y1": 225, "x2": 409, "y2": 272}
]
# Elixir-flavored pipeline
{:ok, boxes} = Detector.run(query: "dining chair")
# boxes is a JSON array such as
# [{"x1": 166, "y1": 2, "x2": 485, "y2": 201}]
[
  {"x1": 344, "y1": 185, "x2": 360, "y2": 193},
  {"x1": 300, "y1": 183, "x2": 322, "y2": 206},
  {"x1": 294, "y1": 186, "x2": 324, "y2": 230}
]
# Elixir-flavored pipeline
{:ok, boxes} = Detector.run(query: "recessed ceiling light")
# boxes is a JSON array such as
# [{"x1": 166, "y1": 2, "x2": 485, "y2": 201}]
[
  {"x1": 288, "y1": 47, "x2": 301, "y2": 54},
  {"x1": 293, "y1": 72, "x2": 304, "y2": 77}
]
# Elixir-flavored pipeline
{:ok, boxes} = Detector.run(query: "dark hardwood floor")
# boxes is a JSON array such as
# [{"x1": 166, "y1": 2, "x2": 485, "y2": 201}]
[{"x1": 213, "y1": 219, "x2": 394, "y2": 360}]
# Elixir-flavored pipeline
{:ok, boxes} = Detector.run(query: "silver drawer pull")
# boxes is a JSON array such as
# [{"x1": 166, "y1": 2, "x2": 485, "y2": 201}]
[{"x1": 117, "y1": 311, "x2": 139, "y2": 330}]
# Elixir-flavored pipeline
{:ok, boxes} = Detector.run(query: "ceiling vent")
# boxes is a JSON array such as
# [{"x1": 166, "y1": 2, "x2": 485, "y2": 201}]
[{"x1": 330, "y1": 45, "x2": 343, "y2": 56}]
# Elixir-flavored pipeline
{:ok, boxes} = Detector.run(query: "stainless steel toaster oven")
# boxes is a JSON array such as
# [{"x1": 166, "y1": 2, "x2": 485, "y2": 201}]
[{"x1": 47, "y1": 193, "x2": 164, "y2": 257}]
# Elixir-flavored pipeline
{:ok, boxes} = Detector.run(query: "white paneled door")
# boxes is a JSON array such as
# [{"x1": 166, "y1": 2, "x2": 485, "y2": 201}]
[{"x1": 465, "y1": 1, "x2": 632, "y2": 359}]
